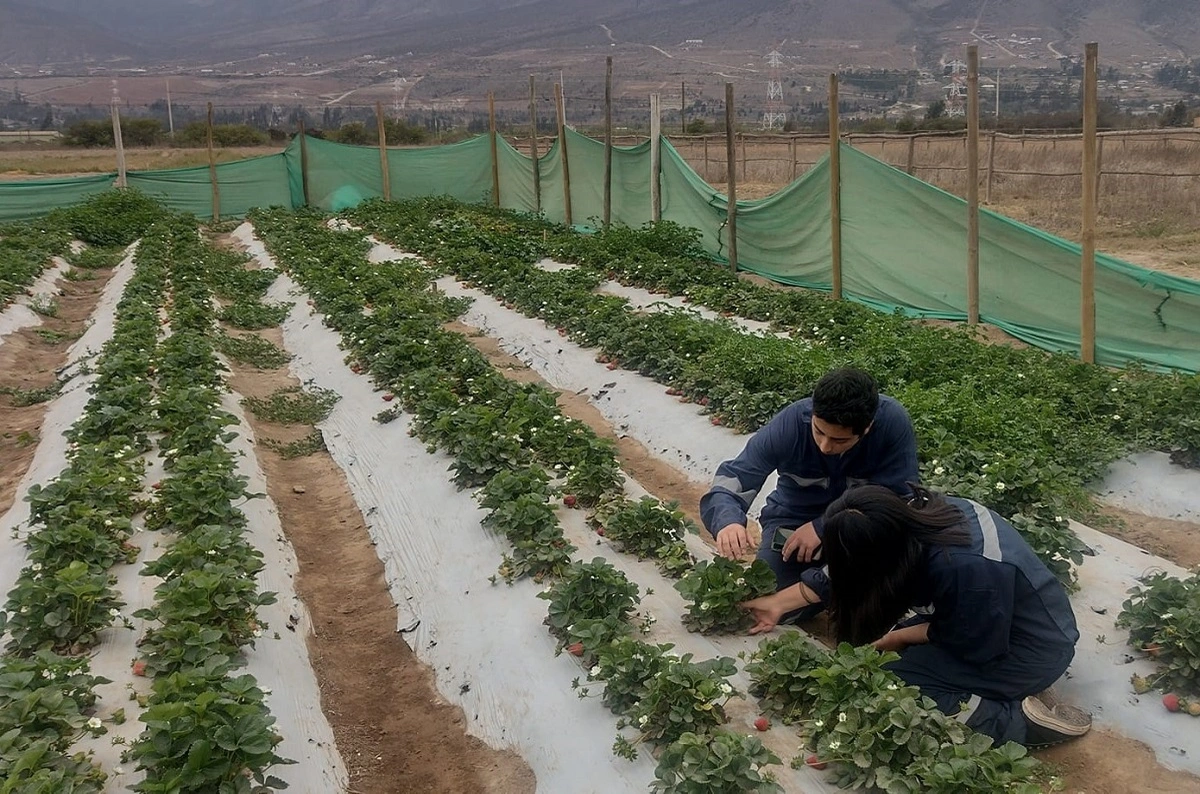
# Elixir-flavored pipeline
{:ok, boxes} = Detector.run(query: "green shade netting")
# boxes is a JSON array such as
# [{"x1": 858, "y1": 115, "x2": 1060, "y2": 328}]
[
  {"x1": 0, "y1": 174, "x2": 117, "y2": 223},
  {"x1": 126, "y1": 153, "x2": 292, "y2": 219},
  {"x1": 4, "y1": 134, "x2": 1199, "y2": 371}
]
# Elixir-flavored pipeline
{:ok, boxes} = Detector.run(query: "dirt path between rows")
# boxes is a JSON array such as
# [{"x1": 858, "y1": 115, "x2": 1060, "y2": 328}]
[
  {"x1": 213, "y1": 231, "x2": 535, "y2": 793},
  {"x1": 0, "y1": 265, "x2": 115, "y2": 517},
  {"x1": 221, "y1": 326, "x2": 535, "y2": 794},
  {"x1": 448, "y1": 321, "x2": 1200, "y2": 794}
]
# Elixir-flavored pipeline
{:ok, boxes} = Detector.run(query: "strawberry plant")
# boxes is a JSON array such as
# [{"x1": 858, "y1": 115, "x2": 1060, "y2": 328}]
[
  {"x1": 3, "y1": 561, "x2": 128, "y2": 655},
  {"x1": 144, "y1": 449, "x2": 255, "y2": 533},
  {"x1": 594, "y1": 497, "x2": 696, "y2": 577},
  {"x1": 675, "y1": 559, "x2": 777, "y2": 634},
  {"x1": 127, "y1": 670, "x2": 292, "y2": 793},
  {"x1": 560, "y1": 616, "x2": 635, "y2": 665},
  {"x1": 561, "y1": 453, "x2": 625, "y2": 508},
  {"x1": 578, "y1": 636, "x2": 676, "y2": 715},
  {"x1": 745, "y1": 636, "x2": 1042, "y2": 793},
  {"x1": 477, "y1": 467, "x2": 554, "y2": 511},
  {"x1": 538, "y1": 558, "x2": 640, "y2": 646},
  {"x1": 616, "y1": 653, "x2": 738, "y2": 759},
  {"x1": 1117, "y1": 571, "x2": 1200, "y2": 696},
  {"x1": 24, "y1": 520, "x2": 139, "y2": 572},
  {"x1": 651, "y1": 730, "x2": 782, "y2": 794}
]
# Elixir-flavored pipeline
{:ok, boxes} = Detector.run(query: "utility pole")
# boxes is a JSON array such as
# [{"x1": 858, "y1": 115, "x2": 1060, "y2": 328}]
[{"x1": 166, "y1": 78, "x2": 175, "y2": 137}]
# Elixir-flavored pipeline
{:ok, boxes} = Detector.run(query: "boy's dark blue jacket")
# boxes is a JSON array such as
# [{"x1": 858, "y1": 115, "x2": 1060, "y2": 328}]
[{"x1": 700, "y1": 395, "x2": 919, "y2": 538}]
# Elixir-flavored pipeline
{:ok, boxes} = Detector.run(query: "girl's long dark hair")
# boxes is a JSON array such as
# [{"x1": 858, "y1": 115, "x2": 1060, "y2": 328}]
[{"x1": 823, "y1": 484, "x2": 971, "y2": 646}]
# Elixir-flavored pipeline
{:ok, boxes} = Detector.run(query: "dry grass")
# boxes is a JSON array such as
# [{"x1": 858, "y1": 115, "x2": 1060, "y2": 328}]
[{"x1": 0, "y1": 145, "x2": 284, "y2": 177}]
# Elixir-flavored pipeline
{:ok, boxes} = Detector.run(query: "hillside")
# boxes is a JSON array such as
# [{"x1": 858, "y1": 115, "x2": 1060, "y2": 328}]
[{"x1": 2, "y1": 0, "x2": 1198, "y2": 70}]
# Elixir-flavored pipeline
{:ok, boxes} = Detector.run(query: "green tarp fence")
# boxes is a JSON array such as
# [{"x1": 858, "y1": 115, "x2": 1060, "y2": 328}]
[
  {"x1": 0, "y1": 173, "x2": 116, "y2": 222},
  {"x1": 126, "y1": 152, "x2": 293, "y2": 219},
  {"x1": 3, "y1": 132, "x2": 1199, "y2": 372}
]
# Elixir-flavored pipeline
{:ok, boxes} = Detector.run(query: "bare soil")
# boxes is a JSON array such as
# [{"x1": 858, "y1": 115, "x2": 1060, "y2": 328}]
[
  {"x1": 211, "y1": 231, "x2": 535, "y2": 794},
  {"x1": 221, "y1": 325, "x2": 535, "y2": 794},
  {"x1": 0, "y1": 266, "x2": 114, "y2": 518}
]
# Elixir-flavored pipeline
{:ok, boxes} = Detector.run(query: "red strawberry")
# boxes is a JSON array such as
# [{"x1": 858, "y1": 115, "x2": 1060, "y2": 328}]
[
  {"x1": 307, "y1": 299, "x2": 314, "y2": 306},
  {"x1": 805, "y1": 755, "x2": 827, "y2": 770},
  {"x1": 606, "y1": 362, "x2": 618, "y2": 370},
  {"x1": 596, "y1": 527, "x2": 606, "y2": 536},
  {"x1": 563, "y1": 494, "x2": 577, "y2": 508},
  {"x1": 566, "y1": 642, "x2": 584, "y2": 657},
  {"x1": 131, "y1": 660, "x2": 147, "y2": 677},
  {"x1": 151, "y1": 482, "x2": 162, "y2": 490},
  {"x1": 382, "y1": 393, "x2": 395, "y2": 402},
  {"x1": 1164, "y1": 693, "x2": 1181, "y2": 712},
  {"x1": 698, "y1": 396, "x2": 710, "y2": 406},
  {"x1": 710, "y1": 416, "x2": 723, "y2": 426},
  {"x1": 754, "y1": 717, "x2": 769, "y2": 731}
]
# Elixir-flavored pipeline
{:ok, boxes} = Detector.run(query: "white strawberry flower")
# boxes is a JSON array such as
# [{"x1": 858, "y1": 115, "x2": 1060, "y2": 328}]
[
  {"x1": 934, "y1": 466, "x2": 945, "y2": 475},
  {"x1": 590, "y1": 665, "x2": 601, "y2": 677},
  {"x1": 838, "y1": 712, "x2": 847, "y2": 723},
  {"x1": 828, "y1": 740, "x2": 841, "y2": 751},
  {"x1": 719, "y1": 683, "x2": 732, "y2": 695},
  {"x1": 109, "y1": 608, "x2": 121, "y2": 618},
  {"x1": 87, "y1": 717, "x2": 102, "y2": 730},
  {"x1": 995, "y1": 482, "x2": 1007, "y2": 491}
]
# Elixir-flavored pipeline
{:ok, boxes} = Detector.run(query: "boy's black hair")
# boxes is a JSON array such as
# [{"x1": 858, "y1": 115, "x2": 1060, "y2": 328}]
[{"x1": 811, "y1": 368, "x2": 879, "y2": 436}]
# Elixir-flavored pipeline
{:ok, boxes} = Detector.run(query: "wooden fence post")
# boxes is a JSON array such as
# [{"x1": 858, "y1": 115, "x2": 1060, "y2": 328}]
[
  {"x1": 1095, "y1": 135, "x2": 1105, "y2": 204},
  {"x1": 298, "y1": 119, "x2": 310, "y2": 207},
  {"x1": 789, "y1": 136, "x2": 797, "y2": 181},
  {"x1": 376, "y1": 101, "x2": 391, "y2": 201},
  {"x1": 829, "y1": 74, "x2": 842, "y2": 300},
  {"x1": 604, "y1": 56, "x2": 613, "y2": 227},
  {"x1": 650, "y1": 93, "x2": 662, "y2": 222},
  {"x1": 703, "y1": 135, "x2": 710, "y2": 181},
  {"x1": 905, "y1": 135, "x2": 916, "y2": 175},
  {"x1": 967, "y1": 46, "x2": 980, "y2": 325},
  {"x1": 985, "y1": 130, "x2": 997, "y2": 204},
  {"x1": 529, "y1": 75, "x2": 541, "y2": 213},
  {"x1": 111, "y1": 101, "x2": 127, "y2": 188},
  {"x1": 724, "y1": 83, "x2": 738, "y2": 273},
  {"x1": 554, "y1": 82, "x2": 573, "y2": 226},
  {"x1": 1081, "y1": 43, "x2": 1099, "y2": 364},
  {"x1": 488, "y1": 92, "x2": 501, "y2": 207},
  {"x1": 207, "y1": 103, "x2": 220, "y2": 222}
]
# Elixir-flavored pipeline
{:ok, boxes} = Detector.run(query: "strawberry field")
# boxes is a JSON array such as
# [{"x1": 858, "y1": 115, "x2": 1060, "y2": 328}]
[{"x1": 2, "y1": 190, "x2": 1200, "y2": 792}]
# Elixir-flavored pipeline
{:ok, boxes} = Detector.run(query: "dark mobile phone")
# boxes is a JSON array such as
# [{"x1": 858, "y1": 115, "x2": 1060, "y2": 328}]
[{"x1": 771, "y1": 527, "x2": 795, "y2": 553}]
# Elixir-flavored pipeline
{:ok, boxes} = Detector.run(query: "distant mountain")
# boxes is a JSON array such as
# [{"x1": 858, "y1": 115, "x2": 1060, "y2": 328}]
[
  {"x1": 0, "y1": 1, "x2": 146, "y2": 65},
  {"x1": 4, "y1": 0, "x2": 1198, "y2": 68}
]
